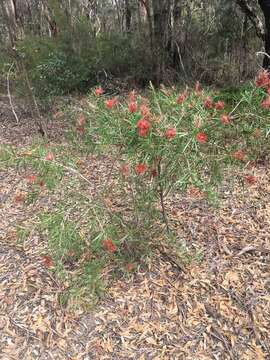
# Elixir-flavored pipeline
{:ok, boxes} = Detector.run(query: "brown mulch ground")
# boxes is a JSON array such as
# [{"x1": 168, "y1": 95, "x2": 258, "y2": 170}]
[{"x1": 0, "y1": 96, "x2": 270, "y2": 359}]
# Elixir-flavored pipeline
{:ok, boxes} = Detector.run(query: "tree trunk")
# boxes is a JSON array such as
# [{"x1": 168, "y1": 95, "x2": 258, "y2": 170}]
[
  {"x1": 152, "y1": 0, "x2": 171, "y2": 84},
  {"x1": 125, "y1": 0, "x2": 132, "y2": 32},
  {"x1": 259, "y1": 0, "x2": 270, "y2": 70}
]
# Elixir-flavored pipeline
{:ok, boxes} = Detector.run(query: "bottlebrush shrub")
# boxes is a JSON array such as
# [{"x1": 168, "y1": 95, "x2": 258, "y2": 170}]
[{"x1": 81, "y1": 78, "x2": 269, "y2": 247}]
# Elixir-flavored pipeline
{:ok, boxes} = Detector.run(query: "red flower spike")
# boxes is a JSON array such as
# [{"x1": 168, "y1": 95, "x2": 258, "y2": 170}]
[
  {"x1": 244, "y1": 175, "x2": 257, "y2": 185},
  {"x1": 135, "y1": 163, "x2": 147, "y2": 175},
  {"x1": 261, "y1": 96, "x2": 270, "y2": 109},
  {"x1": 151, "y1": 169, "x2": 158, "y2": 178},
  {"x1": 102, "y1": 239, "x2": 117, "y2": 253},
  {"x1": 45, "y1": 152, "x2": 54, "y2": 161},
  {"x1": 128, "y1": 102, "x2": 137, "y2": 113},
  {"x1": 232, "y1": 150, "x2": 245, "y2": 161},
  {"x1": 136, "y1": 118, "x2": 151, "y2": 137},
  {"x1": 77, "y1": 126, "x2": 86, "y2": 135},
  {"x1": 26, "y1": 175, "x2": 37, "y2": 184},
  {"x1": 126, "y1": 263, "x2": 135, "y2": 272},
  {"x1": 105, "y1": 97, "x2": 118, "y2": 109},
  {"x1": 176, "y1": 92, "x2": 188, "y2": 104},
  {"x1": 120, "y1": 164, "x2": 130, "y2": 177},
  {"x1": 196, "y1": 132, "x2": 208, "y2": 143},
  {"x1": 77, "y1": 114, "x2": 86, "y2": 126},
  {"x1": 42, "y1": 255, "x2": 54, "y2": 268},
  {"x1": 255, "y1": 70, "x2": 270, "y2": 89},
  {"x1": 140, "y1": 104, "x2": 150, "y2": 117},
  {"x1": 165, "y1": 127, "x2": 176, "y2": 139},
  {"x1": 220, "y1": 114, "x2": 231, "y2": 125},
  {"x1": 95, "y1": 87, "x2": 104, "y2": 96},
  {"x1": 215, "y1": 100, "x2": 225, "y2": 110},
  {"x1": 203, "y1": 96, "x2": 213, "y2": 109}
]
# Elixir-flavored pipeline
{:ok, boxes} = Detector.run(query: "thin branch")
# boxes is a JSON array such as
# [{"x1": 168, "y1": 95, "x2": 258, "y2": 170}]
[{"x1": 7, "y1": 62, "x2": 19, "y2": 123}]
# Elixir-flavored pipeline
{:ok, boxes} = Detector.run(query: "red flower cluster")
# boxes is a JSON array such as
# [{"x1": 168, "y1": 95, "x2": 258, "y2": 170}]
[
  {"x1": 176, "y1": 91, "x2": 188, "y2": 104},
  {"x1": 220, "y1": 114, "x2": 231, "y2": 125},
  {"x1": 26, "y1": 174, "x2": 37, "y2": 183},
  {"x1": 244, "y1": 175, "x2": 257, "y2": 185},
  {"x1": 105, "y1": 97, "x2": 118, "y2": 109},
  {"x1": 128, "y1": 102, "x2": 137, "y2": 113},
  {"x1": 204, "y1": 96, "x2": 213, "y2": 109},
  {"x1": 102, "y1": 239, "x2": 117, "y2": 253},
  {"x1": 196, "y1": 132, "x2": 208, "y2": 143},
  {"x1": 120, "y1": 164, "x2": 129, "y2": 177},
  {"x1": 135, "y1": 163, "x2": 147, "y2": 175},
  {"x1": 232, "y1": 150, "x2": 245, "y2": 161},
  {"x1": 140, "y1": 104, "x2": 150, "y2": 117},
  {"x1": 215, "y1": 100, "x2": 225, "y2": 110},
  {"x1": 136, "y1": 118, "x2": 151, "y2": 137},
  {"x1": 45, "y1": 152, "x2": 54, "y2": 161},
  {"x1": 255, "y1": 70, "x2": 270, "y2": 89},
  {"x1": 261, "y1": 96, "x2": 270, "y2": 109},
  {"x1": 165, "y1": 127, "x2": 176, "y2": 139},
  {"x1": 77, "y1": 114, "x2": 86, "y2": 126},
  {"x1": 95, "y1": 87, "x2": 104, "y2": 96}
]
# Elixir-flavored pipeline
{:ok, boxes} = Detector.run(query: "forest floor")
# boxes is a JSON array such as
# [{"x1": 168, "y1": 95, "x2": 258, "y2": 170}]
[{"x1": 0, "y1": 95, "x2": 270, "y2": 360}]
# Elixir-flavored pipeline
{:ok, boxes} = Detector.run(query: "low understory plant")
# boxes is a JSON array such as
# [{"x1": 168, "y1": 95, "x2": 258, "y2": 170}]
[{"x1": 2, "y1": 71, "x2": 269, "y2": 308}]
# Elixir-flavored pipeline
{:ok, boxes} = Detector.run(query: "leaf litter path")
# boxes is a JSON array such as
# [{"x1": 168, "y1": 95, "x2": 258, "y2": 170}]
[{"x1": 1, "y1": 103, "x2": 270, "y2": 359}]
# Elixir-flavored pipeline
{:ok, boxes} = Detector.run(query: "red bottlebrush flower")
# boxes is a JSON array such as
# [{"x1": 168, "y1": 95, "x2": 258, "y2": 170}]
[
  {"x1": 255, "y1": 70, "x2": 270, "y2": 89},
  {"x1": 14, "y1": 192, "x2": 25, "y2": 203},
  {"x1": 187, "y1": 186, "x2": 204, "y2": 198},
  {"x1": 261, "y1": 96, "x2": 270, "y2": 109},
  {"x1": 41, "y1": 255, "x2": 54, "y2": 268},
  {"x1": 136, "y1": 118, "x2": 151, "y2": 137},
  {"x1": 195, "y1": 81, "x2": 202, "y2": 96},
  {"x1": 151, "y1": 169, "x2": 158, "y2": 178},
  {"x1": 203, "y1": 96, "x2": 213, "y2": 109},
  {"x1": 120, "y1": 164, "x2": 129, "y2": 177},
  {"x1": 176, "y1": 90, "x2": 188, "y2": 104},
  {"x1": 128, "y1": 102, "x2": 137, "y2": 113},
  {"x1": 215, "y1": 100, "x2": 225, "y2": 110},
  {"x1": 128, "y1": 90, "x2": 137, "y2": 102},
  {"x1": 95, "y1": 87, "x2": 104, "y2": 96},
  {"x1": 220, "y1": 114, "x2": 231, "y2": 125},
  {"x1": 135, "y1": 163, "x2": 147, "y2": 175},
  {"x1": 196, "y1": 132, "x2": 208, "y2": 143},
  {"x1": 267, "y1": 88, "x2": 270, "y2": 95},
  {"x1": 45, "y1": 152, "x2": 54, "y2": 161},
  {"x1": 244, "y1": 175, "x2": 257, "y2": 185},
  {"x1": 126, "y1": 263, "x2": 135, "y2": 272},
  {"x1": 26, "y1": 174, "x2": 37, "y2": 183},
  {"x1": 165, "y1": 127, "x2": 176, "y2": 139},
  {"x1": 77, "y1": 114, "x2": 86, "y2": 126},
  {"x1": 140, "y1": 104, "x2": 150, "y2": 117},
  {"x1": 105, "y1": 97, "x2": 118, "y2": 109},
  {"x1": 102, "y1": 239, "x2": 117, "y2": 253},
  {"x1": 77, "y1": 126, "x2": 85, "y2": 135},
  {"x1": 232, "y1": 150, "x2": 245, "y2": 161}
]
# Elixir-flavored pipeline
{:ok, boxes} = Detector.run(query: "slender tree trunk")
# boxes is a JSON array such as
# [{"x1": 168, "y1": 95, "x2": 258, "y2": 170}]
[
  {"x1": 258, "y1": 0, "x2": 270, "y2": 70},
  {"x1": 152, "y1": 0, "x2": 171, "y2": 84},
  {"x1": 125, "y1": 0, "x2": 132, "y2": 32}
]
